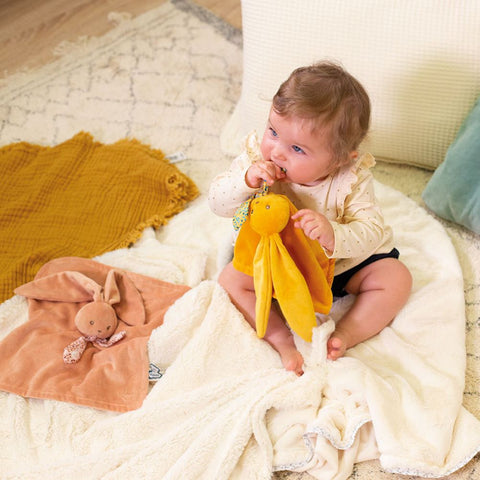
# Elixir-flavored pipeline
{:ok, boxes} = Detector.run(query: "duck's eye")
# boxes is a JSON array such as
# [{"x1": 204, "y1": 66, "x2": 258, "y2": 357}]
[
  {"x1": 265, "y1": 204, "x2": 270, "y2": 209},
  {"x1": 89, "y1": 320, "x2": 95, "y2": 325}
]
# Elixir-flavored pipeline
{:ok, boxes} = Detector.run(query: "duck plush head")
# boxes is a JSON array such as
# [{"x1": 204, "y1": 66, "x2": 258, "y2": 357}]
[{"x1": 232, "y1": 190, "x2": 335, "y2": 342}]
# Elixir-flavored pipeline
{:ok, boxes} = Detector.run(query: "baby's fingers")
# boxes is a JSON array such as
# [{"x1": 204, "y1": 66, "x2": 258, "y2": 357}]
[
  {"x1": 246, "y1": 162, "x2": 274, "y2": 188},
  {"x1": 261, "y1": 163, "x2": 280, "y2": 186},
  {"x1": 291, "y1": 209, "x2": 312, "y2": 220},
  {"x1": 291, "y1": 209, "x2": 315, "y2": 226}
]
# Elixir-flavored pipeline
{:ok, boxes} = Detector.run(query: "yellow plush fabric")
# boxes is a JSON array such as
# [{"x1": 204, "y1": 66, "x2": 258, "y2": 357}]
[
  {"x1": 0, "y1": 132, "x2": 198, "y2": 303},
  {"x1": 233, "y1": 193, "x2": 335, "y2": 342}
]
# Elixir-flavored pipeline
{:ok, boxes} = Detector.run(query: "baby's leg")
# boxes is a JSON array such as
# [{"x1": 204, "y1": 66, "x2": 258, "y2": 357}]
[
  {"x1": 328, "y1": 258, "x2": 412, "y2": 360},
  {"x1": 218, "y1": 262, "x2": 304, "y2": 375}
]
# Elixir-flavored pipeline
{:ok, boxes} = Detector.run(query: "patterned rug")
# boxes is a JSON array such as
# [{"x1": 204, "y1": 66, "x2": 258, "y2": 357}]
[{"x1": 0, "y1": 0, "x2": 478, "y2": 478}]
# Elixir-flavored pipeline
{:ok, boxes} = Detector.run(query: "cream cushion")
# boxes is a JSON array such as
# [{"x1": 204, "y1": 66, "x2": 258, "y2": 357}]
[{"x1": 221, "y1": 0, "x2": 480, "y2": 169}]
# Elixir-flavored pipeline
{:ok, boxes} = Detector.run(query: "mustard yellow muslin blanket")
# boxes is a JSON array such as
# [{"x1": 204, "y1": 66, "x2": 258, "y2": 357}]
[{"x1": 0, "y1": 132, "x2": 198, "y2": 303}]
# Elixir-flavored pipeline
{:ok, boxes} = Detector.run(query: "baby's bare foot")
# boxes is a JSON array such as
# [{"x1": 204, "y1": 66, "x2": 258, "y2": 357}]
[
  {"x1": 266, "y1": 332, "x2": 304, "y2": 375},
  {"x1": 280, "y1": 347, "x2": 304, "y2": 376},
  {"x1": 327, "y1": 332, "x2": 348, "y2": 360}
]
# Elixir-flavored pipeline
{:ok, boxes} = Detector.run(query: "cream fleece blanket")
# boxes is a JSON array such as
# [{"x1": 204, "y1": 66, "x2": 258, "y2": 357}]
[{"x1": 1, "y1": 184, "x2": 479, "y2": 479}]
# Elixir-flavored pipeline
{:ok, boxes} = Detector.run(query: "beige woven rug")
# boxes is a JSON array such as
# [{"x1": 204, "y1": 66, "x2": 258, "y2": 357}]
[{"x1": 1, "y1": 0, "x2": 479, "y2": 478}]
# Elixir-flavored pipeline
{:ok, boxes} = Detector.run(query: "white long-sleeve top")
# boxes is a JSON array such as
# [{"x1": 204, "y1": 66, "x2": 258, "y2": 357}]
[{"x1": 208, "y1": 133, "x2": 395, "y2": 275}]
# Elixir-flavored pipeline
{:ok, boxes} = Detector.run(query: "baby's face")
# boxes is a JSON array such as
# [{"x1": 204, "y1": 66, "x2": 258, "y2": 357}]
[{"x1": 260, "y1": 109, "x2": 336, "y2": 186}]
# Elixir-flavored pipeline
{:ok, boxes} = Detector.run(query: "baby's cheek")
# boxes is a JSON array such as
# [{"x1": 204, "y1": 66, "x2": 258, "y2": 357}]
[{"x1": 259, "y1": 138, "x2": 270, "y2": 160}]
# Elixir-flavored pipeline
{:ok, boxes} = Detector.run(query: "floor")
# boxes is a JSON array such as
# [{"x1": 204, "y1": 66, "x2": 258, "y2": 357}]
[{"x1": 0, "y1": 0, "x2": 241, "y2": 77}]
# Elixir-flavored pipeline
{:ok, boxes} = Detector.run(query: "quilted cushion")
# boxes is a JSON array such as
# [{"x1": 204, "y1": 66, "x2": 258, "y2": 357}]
[{"x1": 221, "y1": 0, "x2": 480, "y2": 170}]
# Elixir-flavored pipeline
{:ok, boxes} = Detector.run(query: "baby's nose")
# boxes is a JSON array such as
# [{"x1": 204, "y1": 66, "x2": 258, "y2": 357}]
[{"x1": 271, "y1": 145, "x2": 285, "y2": 161}]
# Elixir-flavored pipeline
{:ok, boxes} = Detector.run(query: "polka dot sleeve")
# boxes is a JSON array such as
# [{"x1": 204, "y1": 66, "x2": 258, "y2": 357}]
[
  {"x1": 328, "y1": 168, "x2": 391, "y2": 260},
  {"x1": 208, "y1": 150, "x2": 259, "y2": 218}
]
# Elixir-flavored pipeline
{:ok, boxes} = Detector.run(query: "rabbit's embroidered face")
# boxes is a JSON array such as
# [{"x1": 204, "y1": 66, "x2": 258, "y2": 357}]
[
  {"x1": 249, "y1": 194, "x2": 290, "y2": 236},
  {"x1": 74, "y1": 302, "x2": 118, "y2": 339}
]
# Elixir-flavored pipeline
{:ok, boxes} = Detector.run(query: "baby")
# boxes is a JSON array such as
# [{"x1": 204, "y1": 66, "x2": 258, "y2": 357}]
[{"x1": 209, "y1": 61, "x2": 412, "y2": 375}]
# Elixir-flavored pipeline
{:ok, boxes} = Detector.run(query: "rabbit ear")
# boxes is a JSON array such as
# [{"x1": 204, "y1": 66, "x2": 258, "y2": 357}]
[
  {"x1": 280, "y1": 199, "x2": 334, "y2": 315},
  {"x1": 104, "y1": 270, "x2": 121, "y2": 305},
  {"x1": 108, "y1": 271, "x2": 146, "y2": 327},
  {"x1": 269, "y1": 234, "x2": 317, "y2": 342},
  {"x1": 252, "y1": 237, "x2": 273, "y2": 338},
  {"x1": 15, "y1": 271, "x2": 102, "y2": 303}
]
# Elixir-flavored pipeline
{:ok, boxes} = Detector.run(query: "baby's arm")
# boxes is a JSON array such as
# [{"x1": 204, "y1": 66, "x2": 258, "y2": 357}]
[
  {"x1": 329, "y1": 171, "x2": 386, "y2": 258},
  {"x1": 208, "y1": 153, "x2": 259, "y2": 217},
  {"x1": 209, "y1": 152, "x2": 285, "y2": 217},
  {"x1": 292, "y1": 169, "x2": 387, "y2": 258}
]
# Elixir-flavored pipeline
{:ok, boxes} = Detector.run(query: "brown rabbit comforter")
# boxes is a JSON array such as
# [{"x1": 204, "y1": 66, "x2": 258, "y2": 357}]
[{"x1": 0, "y1": 256, "x2": 189, "y2": 412}]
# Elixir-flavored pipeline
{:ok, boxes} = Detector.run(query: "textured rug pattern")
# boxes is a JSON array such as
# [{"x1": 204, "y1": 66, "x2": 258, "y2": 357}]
[
  {"x1": 0, "y1": 0, "x2": 479, "y2": 478},
  {"x1": 0, "y1": 0, "x2": 242, "y2": 194}
]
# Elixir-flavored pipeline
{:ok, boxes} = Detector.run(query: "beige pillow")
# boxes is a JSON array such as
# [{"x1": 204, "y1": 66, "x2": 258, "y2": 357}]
[{"x1": 221, "y1": 0, "x2": 480, "y2": 169}]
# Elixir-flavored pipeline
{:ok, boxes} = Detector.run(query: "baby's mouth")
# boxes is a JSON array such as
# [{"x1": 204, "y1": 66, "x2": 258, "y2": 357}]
[{"x1": 273, "y1": 160, "x2": 287, "y2": 175}]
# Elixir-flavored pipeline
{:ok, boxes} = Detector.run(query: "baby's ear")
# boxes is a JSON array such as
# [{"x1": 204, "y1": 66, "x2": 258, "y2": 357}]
[{"x1": 14, "y1": 271, "x2": 102, "y2": 302}]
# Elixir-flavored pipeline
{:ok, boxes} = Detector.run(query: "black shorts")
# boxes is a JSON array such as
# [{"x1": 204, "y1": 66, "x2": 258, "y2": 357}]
[{"x1": 331, "y1": 248, "x2": 400, "y2": 298}]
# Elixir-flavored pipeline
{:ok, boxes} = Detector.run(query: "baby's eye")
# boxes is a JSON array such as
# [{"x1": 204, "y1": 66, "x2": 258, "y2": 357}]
[
  {"x1": 292, "y1": 145, "x2": 305, "y2": 154},
  {"x1": 269, "y1": 127, "x2": 278, "y2": 137},
  {"x1": 89, "y1": 320, "x2": 95, "y2": 325},
  {"x1": 106, "y1": 325, "x2": 111, "y2": 330}
]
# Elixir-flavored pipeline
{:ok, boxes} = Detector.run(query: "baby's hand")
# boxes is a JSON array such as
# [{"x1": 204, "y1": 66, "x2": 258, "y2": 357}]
[
  {"x1": 245, "y1": 161, "x2": 286, "y2": 188},
  {"x1": 292, "y1": 209, "x2": 335, "y2": 254}
]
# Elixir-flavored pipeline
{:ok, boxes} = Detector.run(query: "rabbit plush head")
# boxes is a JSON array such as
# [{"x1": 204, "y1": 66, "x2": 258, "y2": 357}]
[
  {"x1": 72, "y1": 269, "x2": 121, "y2": 339},
  {"x1": 74, "y1": 294, "x2": 119, "y2": 340},
  {"x1": 249, "y1": 195, "x2": 290, "y2": 236}
]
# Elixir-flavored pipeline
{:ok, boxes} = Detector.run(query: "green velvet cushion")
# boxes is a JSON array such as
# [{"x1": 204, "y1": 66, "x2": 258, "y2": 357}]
[{"x1": 422, "y1": 97, "x2": 480, "y2": 234}]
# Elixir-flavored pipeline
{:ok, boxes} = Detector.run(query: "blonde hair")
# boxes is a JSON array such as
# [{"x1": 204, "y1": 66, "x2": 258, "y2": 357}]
[{"x1": 272, "y1": 61, "x2": 370, "y2": 166}]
